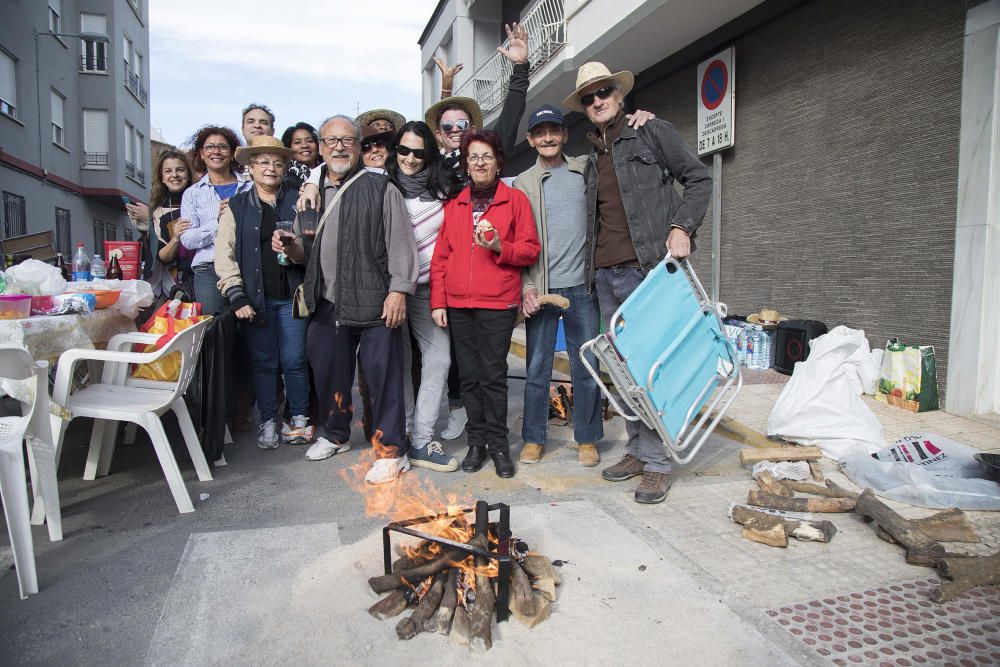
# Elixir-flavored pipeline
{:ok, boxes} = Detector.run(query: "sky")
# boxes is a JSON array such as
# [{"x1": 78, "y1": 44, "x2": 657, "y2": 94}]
[{"x1": 149, "y1": 0, "x2": 440, "y2": 147}]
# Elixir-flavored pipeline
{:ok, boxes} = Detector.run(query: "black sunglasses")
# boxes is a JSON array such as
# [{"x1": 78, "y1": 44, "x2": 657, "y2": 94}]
[
  {"x1": 396, "y1": 145, "x2": 427, "y2": 160},
  {"x1": 361, "y1": 138, "x2": 388, "y2": 153},
  {"x1": 579, "y1": 85, "x2": 617, "y2": 107},
  {"x1": 439, "y1": 119, "x2": 470, "y2": 133}
]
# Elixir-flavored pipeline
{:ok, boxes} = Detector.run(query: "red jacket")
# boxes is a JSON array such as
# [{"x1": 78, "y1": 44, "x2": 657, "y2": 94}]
[{"x1": 430, "y1": 181, "x2": 540, "y2": 310}]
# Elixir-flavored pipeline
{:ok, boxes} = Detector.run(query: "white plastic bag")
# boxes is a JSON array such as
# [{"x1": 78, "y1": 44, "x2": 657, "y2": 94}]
[
  {"x1": 5, "y1": 259, "x2": 66, "y2": 296},
  {"x1": 767, "y1": 326, "x2": 885, "y2": 460},
  {"x1": 110, "y1": 279, "x2": 154, "y2": 318},
  {"x1": 841, "y1": 432, "x2": 1000, "y2": 510}
]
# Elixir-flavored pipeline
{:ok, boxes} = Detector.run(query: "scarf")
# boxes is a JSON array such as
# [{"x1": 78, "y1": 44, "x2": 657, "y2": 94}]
[
  {"x1": 396, "y1": 170, "x2": 437, "y2": 202},
  {"x1": 470, "y1": 180, "x2": 498, "y2": 213}
]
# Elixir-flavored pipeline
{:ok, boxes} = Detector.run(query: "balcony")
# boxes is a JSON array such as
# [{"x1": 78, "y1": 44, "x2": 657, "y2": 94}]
[
  {"x1": 83, "y1": 152, "x2": 109, "y2": 167},
  {"x1": 453, "y1": 0, "x2": 567, "y2": 115},
  {"x1": 125, "y1": 160, "x2": 136, "y2": 178},
  {"x1": 125, "y1": 70, "x2": 148, "y2": 105},
  {"x1": 136, "y1": 169, "x2": 145, "y2": 184}
]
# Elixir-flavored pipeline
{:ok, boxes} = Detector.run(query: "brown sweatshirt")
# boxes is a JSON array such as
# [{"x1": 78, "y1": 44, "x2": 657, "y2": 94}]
[{"x1": 587, "y1": 112, "x2": 638, "y2": 268}]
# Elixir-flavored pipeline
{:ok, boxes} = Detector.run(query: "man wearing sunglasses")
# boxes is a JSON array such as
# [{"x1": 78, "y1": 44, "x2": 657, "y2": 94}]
[{"x1": 564, "y1": 62, "x2": 712, "y2": 505}]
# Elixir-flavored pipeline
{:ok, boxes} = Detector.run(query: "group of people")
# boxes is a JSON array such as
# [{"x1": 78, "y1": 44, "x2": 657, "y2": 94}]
[{"x1": 128, "y1": 24, "x2": 711, "y2": 504}]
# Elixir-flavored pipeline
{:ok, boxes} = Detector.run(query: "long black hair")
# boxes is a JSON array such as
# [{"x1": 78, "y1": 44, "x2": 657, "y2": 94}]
[{"x1": 386, "y1": 121, "x2": 460, "y2": 201}]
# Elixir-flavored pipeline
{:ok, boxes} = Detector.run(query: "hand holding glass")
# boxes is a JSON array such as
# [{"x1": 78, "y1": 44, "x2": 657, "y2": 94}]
[
  {"x1": 299, "y1": 203, "x2": 318, "y2": 239},
  {"x1": 276, "y1": 221, "x2": 295, "y2": 265}
]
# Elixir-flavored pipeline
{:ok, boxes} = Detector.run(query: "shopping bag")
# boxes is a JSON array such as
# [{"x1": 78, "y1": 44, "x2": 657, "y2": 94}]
[
  {"x1": 132, "y1": 298, "x2": 207, "y2": 381},
  {"x1": 874, "y1": 339, "x2": 939, "y2": 412}
]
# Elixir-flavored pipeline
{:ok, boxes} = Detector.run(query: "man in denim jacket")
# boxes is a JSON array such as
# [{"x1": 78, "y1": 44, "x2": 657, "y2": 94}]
[{"x1": 565, "y1": 62, "x2": 712, "y2": 504}]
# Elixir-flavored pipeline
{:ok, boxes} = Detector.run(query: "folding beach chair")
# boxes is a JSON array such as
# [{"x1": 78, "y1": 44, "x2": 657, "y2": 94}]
[{"x1": 580, "y1": 256, "x2": 743, "y2": 464}]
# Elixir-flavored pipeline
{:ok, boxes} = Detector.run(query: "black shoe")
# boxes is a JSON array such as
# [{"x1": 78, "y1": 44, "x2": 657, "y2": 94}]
[
  {"x1": 462, "y1": 446, "x2": 487, "y2": 472},
  {"x1": 491, "y1": 451, "x2": 515, "y2": 478}
]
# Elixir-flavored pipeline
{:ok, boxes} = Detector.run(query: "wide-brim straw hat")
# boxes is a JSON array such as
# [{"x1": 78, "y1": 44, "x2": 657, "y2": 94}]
[
  {"x1": 562, "y1": 62, "x2": 635, "y2": 113},
  {"x1": 746, "y1": 308, "x2": 789, "y2": 327},
  {"x1": 356, "y1": 109, "x2": 406, "y2": 133},
  {"x1": 362, "y1": 125, "x2": 395, "y2": 146},
  {"x1": 424, "y1": 96, "x2": 484, "y2": 134},
  {"x1": 234, "y1": 135, "x2": 295, "y2": 165}
]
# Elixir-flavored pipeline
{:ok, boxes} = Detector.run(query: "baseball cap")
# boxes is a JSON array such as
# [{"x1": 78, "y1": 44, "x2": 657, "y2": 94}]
[{"x1": 527, "y1": 104, "x2": 565, "y2": 131}]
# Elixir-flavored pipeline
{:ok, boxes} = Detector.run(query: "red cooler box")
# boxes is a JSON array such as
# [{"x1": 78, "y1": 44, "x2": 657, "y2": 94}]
[
  {"x1": 117, "y1": 260, "x2": 141, "y2": 280},
  {"x1": 104, "y1": 241, "x2": 142, "y2": 263}
]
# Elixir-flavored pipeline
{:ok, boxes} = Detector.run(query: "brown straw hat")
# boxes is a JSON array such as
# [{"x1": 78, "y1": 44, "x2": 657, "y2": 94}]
[
  {"x1": 562, "y1": 62, "x2": 635, "y2": 113},
  {"x1": 234, "y1": 135, "x2": 295, "y2": 165},
  {"x1": 356, "y1": 109, "x2": 406, "y2": 133}
]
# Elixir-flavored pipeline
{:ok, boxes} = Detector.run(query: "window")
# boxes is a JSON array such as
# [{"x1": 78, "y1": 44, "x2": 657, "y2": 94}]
[
  {"x1": 0, "y1": 50, "x2": 16, "y2": 118},
  {"x1": 135, "y1": 129, "x2": 145, "y2": 183},
  {"x1": 2, "y1": 192, "x2": 27, "y2": 239},
  {"x1": 124, "y1": 121, "x2": 134, "y2": 178},
  {"x1": 48, "y1": 0, "x2": 61, "y2": 34},
  {"x1": 123, "y1": 35, "x2": 133, "y2": 74},
  {"x1": 50, "y1": 89, "x2": 65, "y2": 146},
  {"x1": 92, "y1": 219, "x2": 115, "y2": 253},
  {"x1": 82, "y1": 109, "x2": 108, "y2": 166},
  {"x1": 55, "y1": 207, "x2": 71, "y2": 256},
  {"x1": 80, "y1": 13, "x2": 107, "y2": 72},
  {"x1": 123, "y1": 225, "x2": 133, "y2": 241}
]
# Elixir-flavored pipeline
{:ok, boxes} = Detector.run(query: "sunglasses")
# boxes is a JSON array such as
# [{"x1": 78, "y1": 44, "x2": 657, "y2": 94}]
[
  {"x1": 396, "y1": 145, "x2": 427, "y2": 160},
  {"x1": 439, "y1": 119, "x2": 470, "y2": 133},
  {"x1": 361, "y1": 138, "x2": 388, "y2": 153},
  {"x1": 579, "y1": 85, "x2": 617, "y2": 108}
]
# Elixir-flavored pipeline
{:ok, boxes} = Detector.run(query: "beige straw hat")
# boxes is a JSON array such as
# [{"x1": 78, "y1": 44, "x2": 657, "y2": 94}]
[
  {"x1": 424, "y1": 96, "x2": 484, "y2": 134},
  {"x1": 746, "y1": 308, "x2": 789, "y2": 327},
  {"x1": 562, "y1": 62, "x2": 635, "y2": 113},
  {"x1": 234, "y1": 135, "x2": 295, "y2": 165}
]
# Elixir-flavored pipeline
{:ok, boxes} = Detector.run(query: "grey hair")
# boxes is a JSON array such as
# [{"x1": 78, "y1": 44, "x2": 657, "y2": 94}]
[
  {"x1": 242, "y1": 103, "x2": 275, "y2": 125},
  {"x1": 318, "y1": 114, "x2": 361, "y2": 139}
]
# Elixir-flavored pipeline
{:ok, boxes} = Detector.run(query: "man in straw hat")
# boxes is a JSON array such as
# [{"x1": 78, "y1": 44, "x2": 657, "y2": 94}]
[
  {"x1": 356, "y1": 109, "x2": 406, "y2": 136},
  {"x1": 564, "y1": 62, "x2": 713, "y2": 504}
]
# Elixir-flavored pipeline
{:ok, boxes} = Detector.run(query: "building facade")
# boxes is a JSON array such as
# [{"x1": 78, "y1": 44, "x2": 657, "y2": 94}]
[
  {"x1": 0, "y1": 0, "x2": 151, "y2": 259},
  {"x1": 419, "y1": 0, "x2": 1000, "y2": 418}
]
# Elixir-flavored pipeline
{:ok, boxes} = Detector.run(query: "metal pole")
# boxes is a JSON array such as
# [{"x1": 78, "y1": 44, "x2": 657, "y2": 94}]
[{"x1": 711, "y1": 152, "x2": 723, "y2": 303}]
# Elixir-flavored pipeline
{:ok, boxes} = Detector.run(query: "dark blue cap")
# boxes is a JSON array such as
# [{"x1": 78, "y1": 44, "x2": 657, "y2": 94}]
[{"x1": 527, "y1": 104, "x2": 565, "y2": 131}]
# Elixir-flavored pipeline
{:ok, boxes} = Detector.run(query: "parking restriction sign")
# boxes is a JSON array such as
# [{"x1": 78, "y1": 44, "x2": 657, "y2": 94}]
[{"x1": 697, "y1": 47, "x2": 734, "y2": 156}]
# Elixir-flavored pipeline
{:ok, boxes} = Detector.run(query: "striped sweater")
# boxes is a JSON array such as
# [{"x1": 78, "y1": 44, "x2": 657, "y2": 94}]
[{"x1": 405, "y1": 197, "x2": 445, "y2": 284}]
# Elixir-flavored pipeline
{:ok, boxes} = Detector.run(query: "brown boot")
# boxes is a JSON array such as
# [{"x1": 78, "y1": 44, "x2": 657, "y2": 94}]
[
  {"x1": 577, "y1": 443, "x2": 600, "y2": 467},
  {"x1": 519, "y1": 443, "x2": 544, "y2": 464},
  {"x1": 601, "y1": 453, "x2": 645, "y2": 481},
  {"x1": 634, "y1": 472, "x2": 672, "y2": 504}
]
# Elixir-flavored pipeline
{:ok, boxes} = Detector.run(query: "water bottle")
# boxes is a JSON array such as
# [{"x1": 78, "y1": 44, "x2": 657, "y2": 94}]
[
  {"x1": 91, "y1": 253, "x2": 107, "y2": 280},
  {"x1": 736, "y1": 329, "x2": 748, "y2": 367},
  {"x1": 72, "y1": 243, "x2": 91, "y2": 281}
]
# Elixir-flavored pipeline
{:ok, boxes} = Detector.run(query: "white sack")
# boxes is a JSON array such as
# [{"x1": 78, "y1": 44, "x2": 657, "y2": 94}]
[
  {"x1": 767, "y1": 325, "x2": 885, "y2": 460},
  {"x1": 5, "y1": 259, "x2": 66, "y2": 296},
  {"x1": 841, "y1": 432, "x2": 1000, "y2": 510}
]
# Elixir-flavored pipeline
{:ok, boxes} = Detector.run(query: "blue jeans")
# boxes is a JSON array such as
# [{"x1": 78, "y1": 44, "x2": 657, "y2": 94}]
[
  {"x1": 243, "y1": 298, "x2": 310, "y2": 423},
  {"x1": 522, "y1": 284, "x2": 604, "y2": 446},
  {"x1": 192, "y1": 264, "x2": 226, "y2": 316},
  {"x1": 596, "y1": 267, "x2": 672, "y2": 474}
]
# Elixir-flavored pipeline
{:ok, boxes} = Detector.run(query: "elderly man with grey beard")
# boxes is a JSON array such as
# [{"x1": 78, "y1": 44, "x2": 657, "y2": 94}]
[{"x1": 278, "y1": 114, "x2": 418, "y2": 485}]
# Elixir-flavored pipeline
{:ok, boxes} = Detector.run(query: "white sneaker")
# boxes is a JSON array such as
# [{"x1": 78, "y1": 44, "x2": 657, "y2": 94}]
[
  {"x1": 282, "y1": 415, "x2": 315, "y2": 445},
  {"x1": 305, "y1": 437, "x2": 352, "y2": 461},
  {"x1": 440, "y1": 406, "x2": 468, "y2": 440},
  {"x1": 365, "y1": 455, "x2": 411, "y2": 484},
  {"x1": 257, "y1": 419, "x2": 279, "y2": 450}
]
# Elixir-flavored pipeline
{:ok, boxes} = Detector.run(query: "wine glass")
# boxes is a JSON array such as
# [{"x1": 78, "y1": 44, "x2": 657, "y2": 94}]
[
  {"x1": 276, "y1": 221, "x2": 295, "y2": 265},
  {"x1": 299, "y1": 203, "x2": 318, "y2": 240}
]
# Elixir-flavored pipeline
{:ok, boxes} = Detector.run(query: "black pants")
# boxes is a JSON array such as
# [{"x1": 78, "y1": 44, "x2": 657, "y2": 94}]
[
  {"x1": 307, "y1": 300, "x2": 407, "y2": 458},
  {"x1": 448, "y1": 307, "x2": 517, "y2": 453}
]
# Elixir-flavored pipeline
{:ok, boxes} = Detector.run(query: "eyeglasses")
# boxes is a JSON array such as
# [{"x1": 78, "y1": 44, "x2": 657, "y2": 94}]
[
  {"x1": 439, "y1": 119, "x2": 470, "y2": 133},
  {"x1": 203, "y1": 143, "x2": 231, "y2": 152},
  {"x1": 396, "y1": 145, "x2": 426, "y2": 160},
  {"x1": 251, "y1": 159, "x2": 286, "y2": 170},
  {"x1": 579, "y1": 85, "x2": 617, "y2": 108},
  {"x1": 361, "y1": 138, "x2": 388, "y2": 153},
  {"x1": 320, "y1": 136, "x2": 357, "y2": 148},
  {"x1": 467, "y1": 154, "x2": 495, "y2": 164}
]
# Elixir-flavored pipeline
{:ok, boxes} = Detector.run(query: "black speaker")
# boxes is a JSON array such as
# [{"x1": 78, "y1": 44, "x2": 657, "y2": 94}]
[{"x1": 774, "y1": 320, "x2": 828, "y2": 374}]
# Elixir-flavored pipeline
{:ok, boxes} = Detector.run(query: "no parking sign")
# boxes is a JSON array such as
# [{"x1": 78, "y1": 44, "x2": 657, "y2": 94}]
[{"x1": 697, "y1": 47, "x2": 734, "y2": 156}]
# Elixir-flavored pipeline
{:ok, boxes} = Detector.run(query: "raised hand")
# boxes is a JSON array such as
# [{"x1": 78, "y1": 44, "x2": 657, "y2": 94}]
[
  {"x1": 497, "y1": 23, "x2": 528, "y2": 65},
  {"x1": 433, "y1": 56, "x2": 465, "y2": 93}
]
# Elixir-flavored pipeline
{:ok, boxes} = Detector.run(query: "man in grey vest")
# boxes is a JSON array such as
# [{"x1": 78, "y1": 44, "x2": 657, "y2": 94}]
[{"x1": 279, "y1": 114, "x2": 418, "y2": 484}]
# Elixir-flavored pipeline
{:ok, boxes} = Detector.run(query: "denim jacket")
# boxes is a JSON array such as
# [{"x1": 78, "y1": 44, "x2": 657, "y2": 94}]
[{"x1": 584, "y1": 118, "x2": 712, "y2": 287}]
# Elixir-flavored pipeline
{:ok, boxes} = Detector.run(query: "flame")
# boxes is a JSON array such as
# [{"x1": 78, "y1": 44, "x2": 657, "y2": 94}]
[{"x1": 549, "y1": 385, "x2": 568, "y2": 421}]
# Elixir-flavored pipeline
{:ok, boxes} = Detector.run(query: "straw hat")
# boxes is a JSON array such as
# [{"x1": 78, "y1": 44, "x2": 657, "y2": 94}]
[
  {"x1": 562, "y1": 62, "x2": 635, "y2": 113},
  {"x1": 424, "y1": 96, "x2": 484, "y2": 134},
  {"x1": 234, "y1": 135, "x2": 295, "y2": 165},
  {"x1": 356, "y1": 109, "x2": 406, "y2": 133},
  {"x1": 362, "y1": 124, "x2": 395, "y2": 146},
  {"x1": 746, "y1": 308, "x2": 789, "y2": 327}
]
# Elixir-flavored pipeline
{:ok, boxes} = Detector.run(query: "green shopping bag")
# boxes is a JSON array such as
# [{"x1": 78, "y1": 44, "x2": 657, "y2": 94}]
[{"x1": 875, "y1": 339, "x2": 939, "y2": 412}]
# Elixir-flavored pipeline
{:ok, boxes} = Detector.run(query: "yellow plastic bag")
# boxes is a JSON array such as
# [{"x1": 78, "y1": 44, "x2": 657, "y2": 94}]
[{"x1": 131, "y1": 313, "x2": 207, "y2": 381}]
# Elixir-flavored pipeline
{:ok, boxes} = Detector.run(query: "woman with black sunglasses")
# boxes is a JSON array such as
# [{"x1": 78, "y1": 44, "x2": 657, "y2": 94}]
[
  {"x1": 361, "y1": 126, "x2": 394, "y2": 173},
  {"x1": 384, "y1": 120, "x2": 462, "y2": 473}
]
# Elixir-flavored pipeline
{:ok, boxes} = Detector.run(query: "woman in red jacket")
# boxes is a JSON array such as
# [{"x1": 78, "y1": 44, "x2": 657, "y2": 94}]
[{"x1": 430, "y1": 129, "x2": 540, "y2": 478}]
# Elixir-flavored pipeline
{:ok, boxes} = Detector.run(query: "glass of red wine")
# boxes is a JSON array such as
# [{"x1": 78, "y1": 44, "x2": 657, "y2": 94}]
[
  {"x1": 299, "y1": 202, "x2": 318, "y2": 240},
  {"x1": 276, "y1": 221, "x2": 295, "y2": 265}
]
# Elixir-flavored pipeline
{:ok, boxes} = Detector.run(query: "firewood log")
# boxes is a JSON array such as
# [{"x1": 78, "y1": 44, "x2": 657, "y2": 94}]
[
  {"x1": 739, "y1": 446, "x2": 823, "y2": 465},
  {"x1": 538, "y1": 294, "x2": 570, "y2": 309},
  {"x1": 369, "y1": 535, "x2": 487, "y2": 594},
  {"x1": 510, "y1": 560, "x2": 536, "y2": 618},
  {"x1": 747, "y1": 490, "x2": 856, "y2": 513},
  {"x1": 779, "y1": 479, "x2": 859, "y2": 499},
  {"x1": 425, "y1": 569, "x2": 458, "y2": 634},
  {"x1": 755, "y1": 471, "x2": 793, "y2": 497},
  {"x1": 931, "y1": 551, "x2": 1000, "y2": 602},
  {"x1": 875, "y1": 509, "x2": 980, "y2": 544},
  {"x1": 396, "y1": 572, "x2": 446, "y2": 640},
  {"x1": 512, "y1": 591, "x2": 552, "y2": 629},
  {"x1": 809, "y1": 461, "x2": 824, "y2": 482},
  {"x1": 742, "y1": 523, "x2": 788, "y2": 548},
  {"x1": 853, "y1": 489, "x2": 945, "y2": 567},
  {"x1": 469, "y1": 573, "x2": 496, "y2": 652},
  {"x1": 730, "y1": 505, "x2": 837, "y2": 543},
  {"x1": 368, "y1": 589, "x2": 410, "y2": 620},
  {"x1": 522, "y1": 555, "x2": 560, "y2": 601},
  {"x1": 449, "y1": 607, "x2": 472, "y2": 646}
]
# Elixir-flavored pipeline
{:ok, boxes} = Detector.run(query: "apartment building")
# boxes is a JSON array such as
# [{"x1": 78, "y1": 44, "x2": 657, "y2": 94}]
[
  {"x1": 0, "y1": 0, "x2": 151, "y2": 259},
  {"x1": 419, "y1": 0, "x2": 1000, "y2": 418}
]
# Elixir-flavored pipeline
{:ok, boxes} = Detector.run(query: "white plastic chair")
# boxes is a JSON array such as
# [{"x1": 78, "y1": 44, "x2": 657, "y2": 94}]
[
  {"x1": 0, "y1": 346, "x2": 62, "y2": 599},
  {"x1": 49, "y1": 318, "x2": 213, "y2": 514}
]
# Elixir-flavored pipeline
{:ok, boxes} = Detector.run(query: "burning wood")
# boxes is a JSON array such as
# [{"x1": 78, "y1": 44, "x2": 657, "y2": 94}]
[{"x1": 549, "y1": 383, "x2": 572, "y2": 425}]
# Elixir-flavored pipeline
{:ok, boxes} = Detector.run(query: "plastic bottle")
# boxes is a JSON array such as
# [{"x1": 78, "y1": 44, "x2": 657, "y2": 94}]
[
  {"x1": 736, "y1": 328, "x2": 748, "y2": 367},
  {"x1": 72, "y1": 243, "x2": 91, "y2": 281},
  {"x1": 91, "y1": 253, "x2": 106, "y2": 280}
]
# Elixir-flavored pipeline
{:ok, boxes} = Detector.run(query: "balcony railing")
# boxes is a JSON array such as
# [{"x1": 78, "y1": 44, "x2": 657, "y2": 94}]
[
  {"x1": 125, "y1": 70, "x2": 148, "y2": 105},
  {"x1": 83, "y1": 152, "x2": 109, "y2": 167},
  {"x1": 80, "y1": 53, "x2": 107, "y2": 72},
  {"x1": 136, "y1": 169, "x2": 145, "y2": 184},
  {"x1": 454, "y1": 0, "x2": 567, "y2": 115},
  {"x1": 125, "y1": 160, "x2": 136, "y2": 178}
]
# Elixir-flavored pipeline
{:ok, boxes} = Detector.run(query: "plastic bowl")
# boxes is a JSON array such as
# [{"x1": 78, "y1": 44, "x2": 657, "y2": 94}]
[
  {"x1": 77, "y1": 289, "x2": 121, "y2": 309},
  {"x1": 0, "y1": 294, "x2": 32, "y2": 320},
  {"x1": 974, "y1": 453, "x2": 1000, "y2": 482},
  {"x1": 30, "y1": 295, "x2": 54, "y2": 315}
]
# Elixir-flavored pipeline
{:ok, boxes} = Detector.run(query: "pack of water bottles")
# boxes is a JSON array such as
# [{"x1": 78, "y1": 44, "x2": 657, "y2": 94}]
[{"x1": 724, "y1": 319, "x2": 776, "y2": 370}]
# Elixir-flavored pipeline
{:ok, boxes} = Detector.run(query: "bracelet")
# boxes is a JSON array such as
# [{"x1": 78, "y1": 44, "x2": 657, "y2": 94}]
[{"x1": 441, "y1": 88, "x2": 452, "y2": 94}]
